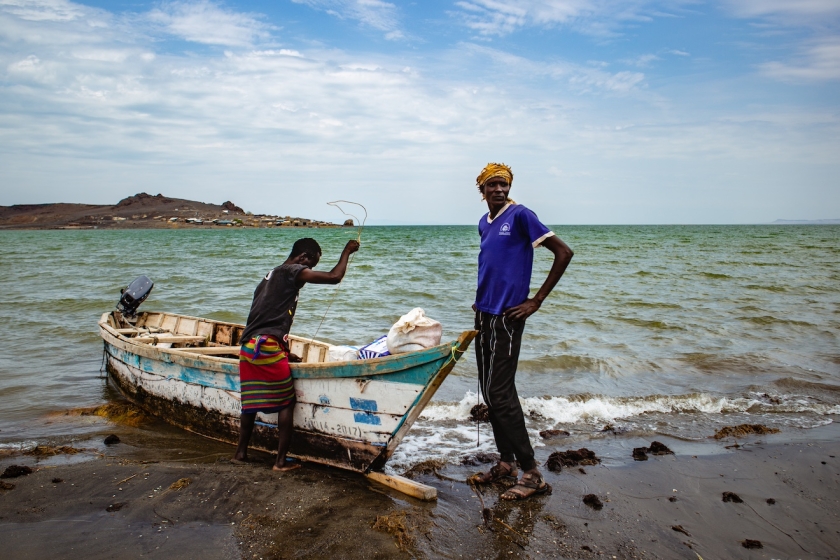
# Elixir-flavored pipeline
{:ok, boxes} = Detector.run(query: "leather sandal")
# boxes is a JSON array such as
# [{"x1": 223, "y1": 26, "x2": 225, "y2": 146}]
[
  {"x1": 500, "y1": 472, "x2": 552, "y2": 500},
  {"x1": 468, "y1": 461, "x2": 518, "y2": 485}
]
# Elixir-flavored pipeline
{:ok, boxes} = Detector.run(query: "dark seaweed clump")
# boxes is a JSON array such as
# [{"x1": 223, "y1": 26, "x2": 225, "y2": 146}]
[
  {"x1": 742, "y1": 539, "x2": 763, "y2": 549},
  {"x1": 25, "y1": 445, "x2": 81, "y2": 457},
  {"x1": 672, "y1": 525, "x2": 690, "y2": 536},
  {"x1": 403, "y1": 459, "x2": 447, "y2": 478},
  {"x1": 539, "y1": 429, "x2": 570, "y2": 439},
  {"x1": 1, "y1": 465, "x2": 33, "y2": 479},
  {"x1": 633, "y1": 441, "x2": 674, "y2": 460},
  {"x1": 372, "y1": 509, "x2": 423, "y2": 552},
  {"x1": 546, "y1": 448, "x2": 600, "y2": 472},
  {"x1": 460, "y1": 452, "x2": 500, "y2": 466},
  {"x1": 582, "y1": 494, "x2": 603, "y2": 510},
  {"x1": 722, "y1": 491, "x2": 743, "y2": 503},
  {"x1": 648, "y1": 441, "x2": 673, "y2": 455},
  {"x1": 601, "y1": 424, "x2": 628, "y2": 435},
  {"x1": 713, "y1": 424, "x2": 779, "y2": 439},
  {"x1": 469, "y1": 404, "x2": 490, "y2": 423}
]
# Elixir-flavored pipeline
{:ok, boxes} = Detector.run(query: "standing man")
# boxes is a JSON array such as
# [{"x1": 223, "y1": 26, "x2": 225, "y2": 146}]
[
  {"x1": 469, "y1": 163, "x2": 574, "y2": 500},
  {"x1": 234, "y1": 237, "x2": 360, "y2": 471}
]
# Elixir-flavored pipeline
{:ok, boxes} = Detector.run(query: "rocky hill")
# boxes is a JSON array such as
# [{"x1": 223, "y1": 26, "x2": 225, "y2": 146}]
[{"x1": 0, "y1": 193, "x2": 346, "y2": 230}]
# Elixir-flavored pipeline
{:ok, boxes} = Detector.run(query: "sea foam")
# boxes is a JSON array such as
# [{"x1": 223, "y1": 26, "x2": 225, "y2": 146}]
[{"x1": 421, "y1": 391, "x2": 840, "y2": 427}]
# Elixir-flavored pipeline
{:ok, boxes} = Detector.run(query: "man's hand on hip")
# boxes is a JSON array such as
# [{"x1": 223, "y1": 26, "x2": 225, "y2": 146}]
[{"x1": 504, "y1": 298, "x2": 541, "y2": 321}]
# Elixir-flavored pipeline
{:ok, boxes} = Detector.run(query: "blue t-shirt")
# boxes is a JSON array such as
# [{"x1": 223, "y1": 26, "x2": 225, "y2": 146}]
[{"x1": 475, "y1": 203, "x2": 554, "y2": 316}]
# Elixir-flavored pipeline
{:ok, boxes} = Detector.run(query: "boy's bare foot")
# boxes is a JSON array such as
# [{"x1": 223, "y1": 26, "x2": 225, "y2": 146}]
[{"x1": 272, "y1": 462, "x2": 301, "y2": 472}]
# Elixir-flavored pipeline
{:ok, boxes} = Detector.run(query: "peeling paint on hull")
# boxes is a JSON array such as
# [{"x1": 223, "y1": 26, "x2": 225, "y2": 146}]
[{"x1": 99, "y1": 311, "x2": 476, "y2": 473}]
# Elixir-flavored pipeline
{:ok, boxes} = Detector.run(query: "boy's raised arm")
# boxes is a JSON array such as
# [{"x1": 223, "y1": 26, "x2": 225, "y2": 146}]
[{"x1": 297, "y1": 240, "x2": 360, "y2": 285}]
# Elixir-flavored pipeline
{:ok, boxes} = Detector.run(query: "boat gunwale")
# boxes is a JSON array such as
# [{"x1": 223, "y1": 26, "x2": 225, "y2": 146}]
[{"x1": 98, "y1": 311, "x2": 460, "y2": 379}]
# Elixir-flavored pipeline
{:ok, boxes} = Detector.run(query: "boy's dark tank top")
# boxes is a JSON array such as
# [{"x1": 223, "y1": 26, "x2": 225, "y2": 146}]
[{"x1": 240, "y1": 264, "x2": 307, "y2": 347}]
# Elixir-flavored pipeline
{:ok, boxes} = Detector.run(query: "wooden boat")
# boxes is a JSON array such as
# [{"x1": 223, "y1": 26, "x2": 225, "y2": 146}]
[{"x1": 99, "y1": 310, "x2": 476, "y2": 499}]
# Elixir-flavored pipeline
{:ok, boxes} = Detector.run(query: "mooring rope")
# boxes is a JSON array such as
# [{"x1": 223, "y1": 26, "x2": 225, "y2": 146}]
[
  {"x1": 100, "y1": 341, "x2": 108, "y2": 378},
  {"x1": 310, "y1": 200, "x2": 367, "y2": 342}
]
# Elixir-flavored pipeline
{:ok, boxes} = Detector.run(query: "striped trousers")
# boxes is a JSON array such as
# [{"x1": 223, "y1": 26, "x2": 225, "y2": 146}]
[{"x1": 474, "y1": 310, "x2": 536, "y2": 471}]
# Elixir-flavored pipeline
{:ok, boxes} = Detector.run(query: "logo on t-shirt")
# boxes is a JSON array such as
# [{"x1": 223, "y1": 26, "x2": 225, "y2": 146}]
[{"x1": 499, "y1": 223, "x2": 511, "y2": 236}]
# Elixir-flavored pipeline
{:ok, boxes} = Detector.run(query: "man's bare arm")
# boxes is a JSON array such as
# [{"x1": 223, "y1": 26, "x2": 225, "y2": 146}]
[
  {"x1": 504, "y1": 235, "x2": 573, "y2": 321},
  {"x1": 298, "y1": 240, "x2": 360, "y2": 285}
]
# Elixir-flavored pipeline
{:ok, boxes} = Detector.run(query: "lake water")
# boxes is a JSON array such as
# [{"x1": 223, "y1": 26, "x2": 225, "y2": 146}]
[{"x1": 1, "y1": 225, "x2": 838, "y2": 470}]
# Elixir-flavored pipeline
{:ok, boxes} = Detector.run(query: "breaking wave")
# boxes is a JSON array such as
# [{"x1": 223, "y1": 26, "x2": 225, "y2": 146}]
[
  {"x1": 383, "y1": 389, "x2": 840, "y2": 472},
  {"x1": 421, "y1": 390, "x2": 840, "y2": 426}
]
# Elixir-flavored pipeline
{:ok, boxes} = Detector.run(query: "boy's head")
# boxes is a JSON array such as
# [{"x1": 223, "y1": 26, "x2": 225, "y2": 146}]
[{"x1": 289, "y1": 238, "x2": 322, "y2": 268}]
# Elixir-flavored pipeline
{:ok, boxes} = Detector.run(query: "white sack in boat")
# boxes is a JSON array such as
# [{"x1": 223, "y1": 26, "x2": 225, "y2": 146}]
[
  {"x1": 387, "y1": 308, "x2": 442, "y2": 354},
  {"x1": 327, "y1": 345, "x2": 360, "y2": 362}
]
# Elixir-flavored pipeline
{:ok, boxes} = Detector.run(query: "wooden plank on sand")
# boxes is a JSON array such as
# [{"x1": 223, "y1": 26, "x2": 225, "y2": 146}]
[{"x1": 365, "y1": 472, "x2": 437, "y2": 501}]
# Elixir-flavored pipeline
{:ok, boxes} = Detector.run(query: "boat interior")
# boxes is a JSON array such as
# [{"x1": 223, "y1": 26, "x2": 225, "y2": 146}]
[{"x1": 104, "y1": 310, "x2": 331, "y2": 363}]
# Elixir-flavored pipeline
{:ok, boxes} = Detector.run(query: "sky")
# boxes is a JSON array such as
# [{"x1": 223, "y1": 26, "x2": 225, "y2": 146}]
[{"x1": 0, "y1": 0, "x2": 838, "y2": 224}]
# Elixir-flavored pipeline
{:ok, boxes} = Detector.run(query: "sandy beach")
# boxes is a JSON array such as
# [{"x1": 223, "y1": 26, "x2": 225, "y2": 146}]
[{"x1": 2, "y1": 412, "x2": 837, "y2": 559}]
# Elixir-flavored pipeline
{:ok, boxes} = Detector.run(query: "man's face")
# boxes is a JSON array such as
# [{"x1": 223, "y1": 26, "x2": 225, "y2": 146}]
[{"x1": 482, "y1": 177, "x2": 510, "y2": 205}]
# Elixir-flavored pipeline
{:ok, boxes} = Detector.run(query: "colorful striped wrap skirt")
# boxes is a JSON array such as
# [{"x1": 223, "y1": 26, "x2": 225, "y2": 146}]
[{"x1": 239, "y1": 335, "x2": 295, "y2": 414}]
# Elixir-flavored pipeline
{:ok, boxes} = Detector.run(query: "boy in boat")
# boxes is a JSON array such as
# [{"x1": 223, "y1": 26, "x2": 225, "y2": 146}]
[
  {"x1": 469, "y1": 163, "x2": 574, "y2": 499},
  {"x1": 234, "y1": 237, "x2": 360, "y2": 471}
]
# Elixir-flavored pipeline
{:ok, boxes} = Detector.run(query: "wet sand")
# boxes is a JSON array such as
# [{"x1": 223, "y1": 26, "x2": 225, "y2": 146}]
[{"x1": 1, "y1": 420, "x2": 838, "y2": 559}]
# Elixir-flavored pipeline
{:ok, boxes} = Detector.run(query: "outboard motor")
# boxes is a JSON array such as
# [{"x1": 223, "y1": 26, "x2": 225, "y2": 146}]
[{"x1": 117, "y1": 275, "x2": 154, "y2": 318}]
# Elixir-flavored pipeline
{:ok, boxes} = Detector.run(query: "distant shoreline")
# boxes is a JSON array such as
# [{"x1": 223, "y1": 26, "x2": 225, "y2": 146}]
[
  {"x1": 771, "y1": 219, "x2": 840, "y2": 225},
  {"x1": 0, "y1": 192, "x2": 351, "y2": 231},
  {"x1": 4, "y1": 224, "x2": 840, "y2": 230}
]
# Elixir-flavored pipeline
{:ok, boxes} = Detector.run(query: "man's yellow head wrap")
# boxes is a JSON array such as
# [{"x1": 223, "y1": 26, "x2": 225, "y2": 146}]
[
  {"x1": 476, "y1": 163, "x2": 513, "y2": 189},
  {"x1": 476, "y1": 163, "x2": 515, "y2": 202}
]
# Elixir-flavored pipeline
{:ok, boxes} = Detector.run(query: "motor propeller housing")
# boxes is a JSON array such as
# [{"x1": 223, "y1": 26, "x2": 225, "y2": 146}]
[{"x1": 117, "y1": 275, "x2": 153, "y2": 317}]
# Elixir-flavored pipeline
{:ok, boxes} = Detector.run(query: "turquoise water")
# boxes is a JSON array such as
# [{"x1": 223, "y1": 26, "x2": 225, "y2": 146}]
[{"x1": 1, "y1": 226, "x2": 838, "y2": 467}]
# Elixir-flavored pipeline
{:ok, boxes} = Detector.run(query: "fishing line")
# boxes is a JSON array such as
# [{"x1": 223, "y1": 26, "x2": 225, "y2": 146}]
[
  {"x1": 476, "y1": 373, "x2": 480, "y2": 447},
  {"x1": 310, "y1": 200, "x2": 367, "y2": 342}
]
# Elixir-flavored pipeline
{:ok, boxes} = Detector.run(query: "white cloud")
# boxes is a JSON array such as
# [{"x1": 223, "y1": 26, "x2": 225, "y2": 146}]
[
  {"x1": 723, "y1": 0, "x2": 840, "y2": 83},
  {"x1": 451, "y1": 0, "x2": 695, "y2": 37},
  {"x1": 570, "y1": 68, "x2": 644, "y2": 90},
  {"x1": 71, "y1": 49, "x2": 130, "y2": 62},
  {"x1": 0, "y1": 0, "x2": 84, "y2": 22},
  {"x1": 724, "y1": 0, "x2": 840, "y2": 22},
  {"x1": 760, "y1": 37, "x2": 840, "y2": 81},
  {"x1": 292, "y1": 0, "x2": 401, "y2": 35},
  {"x1": 454, "y1": 0, "x2": 588, "y2": 35},
  {"x1": 621, "y1": 53, "x2": 659, "y2": 67},
  {"x1": 148, "y1": 1, "x2": 272, "y2": 47},
  {"x1": 0, "y1": 0, "x2": 113, "y2": 46},
  {"x1": 461, "y1": 43, "x2": 647, "y2": 93}
]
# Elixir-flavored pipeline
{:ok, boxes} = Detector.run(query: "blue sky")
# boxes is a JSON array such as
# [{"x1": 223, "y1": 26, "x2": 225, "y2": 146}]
[{"x1": 0, "y1": 0, "x2": 838, "y2": 224}]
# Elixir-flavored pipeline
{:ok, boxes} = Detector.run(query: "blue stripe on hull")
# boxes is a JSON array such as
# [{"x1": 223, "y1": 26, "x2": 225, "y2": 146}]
[
  {"x1": 349, "y1": 397, "x2": 378, "y2": 412},
  {"x1": 353, "y1": 412, "x2": 382, "y2": 425},
  {"x1": 109, "y1": 344, "x2": 240, "y2": 392}
]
